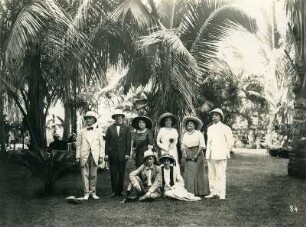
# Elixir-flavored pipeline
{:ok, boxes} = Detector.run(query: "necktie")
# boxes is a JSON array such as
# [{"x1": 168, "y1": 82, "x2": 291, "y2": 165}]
[{"x1": 87, "y1": 127, "x2": 93, "y2": 131}]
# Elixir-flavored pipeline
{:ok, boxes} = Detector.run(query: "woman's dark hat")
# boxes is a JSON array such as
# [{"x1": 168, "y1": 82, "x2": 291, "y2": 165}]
[
  {"x1": 132, "y1": 116, "x2": 153, "y2": 130},
  {"x1": 159, "y1": 153, "x2": 175, "y2": 164},
  {"x1": 157, "y1": 112, "x2": 178, "y2": 127}
]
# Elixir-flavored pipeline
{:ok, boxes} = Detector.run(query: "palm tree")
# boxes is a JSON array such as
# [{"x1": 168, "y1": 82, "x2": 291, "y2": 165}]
[
  {"x1": 285, "y1": 0, "x2": 306, "y2": 140},
  {"x1": 0, "y1": 0, "x2": 118, "y2": 192},
  {"x1": 111, "y1": 0, "x2": 257, "y2": 122}
]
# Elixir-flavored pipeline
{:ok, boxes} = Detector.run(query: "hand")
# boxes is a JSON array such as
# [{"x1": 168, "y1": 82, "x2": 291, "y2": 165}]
[
  {"x1": 98, "y1": 157, "x2": 103, "y2": 164},
  {"x1": 75, "y1": 158, "x2": 80, "y2": 164},
  {"x1": 125, "y1": 155, "x2": 130, "y2": 160},
  {"x1": 135, "y1": 185, "x2": 142, "y2": 193},
  {"x1": 104, "y1": 155, "x2": 109, "y2": 161}
]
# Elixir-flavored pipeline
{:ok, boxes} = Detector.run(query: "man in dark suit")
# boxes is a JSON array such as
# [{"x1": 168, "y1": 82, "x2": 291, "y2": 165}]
[{"x1": 105, "y1": 109, "x2": 132, "y2": 197}]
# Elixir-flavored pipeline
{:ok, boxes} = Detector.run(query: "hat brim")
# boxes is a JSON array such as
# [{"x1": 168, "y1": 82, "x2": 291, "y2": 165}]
[
  {"x1": 158, "y1": 113, "x2": 178, "y2": 127},
  {"x1": 112, "y1": 114, "x2": 125, "y2": 120},
  {"x1": 84, "y1": 116, "x2": 97, "y2": 123},
  {"x1": 132, "y1": 116, "x2": 153, "y2": 130},
  {"x1": 159, "y1": 156, "x2": 175, "y2": 164},
  {"x1": 143, "y1": 155, "x2": 156, "y2": 162},
  {"x1": 182, "y1": 116, "x2": 203, "y2": 130},
  {"x1": 211, "y1": 111, "x2": 224, "y2": 120}
]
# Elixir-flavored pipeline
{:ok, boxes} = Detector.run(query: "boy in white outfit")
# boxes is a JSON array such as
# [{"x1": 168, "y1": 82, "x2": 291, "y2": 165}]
[{"x1": 76, "y1": 111, "x2": 104, "y2": 200}]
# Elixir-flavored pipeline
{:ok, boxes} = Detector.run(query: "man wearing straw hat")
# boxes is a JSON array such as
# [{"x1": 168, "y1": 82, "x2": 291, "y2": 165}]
[
  {"x1": 205, "y1": 108, "x2": 234, "y2": 200},
  {"x1": 76, "y1": 111, "x2": 104, "y2": 200},
  {"x1": 105, "y1": 109, "x2": 132, "y2": 197},
  {"x1": 121, "y1": 149, "x2": 161, "y2": 203}
]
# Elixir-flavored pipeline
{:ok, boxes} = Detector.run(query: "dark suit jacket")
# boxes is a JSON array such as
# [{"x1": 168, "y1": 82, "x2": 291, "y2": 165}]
[{"x1": 105, "y1": 123, "x2": 132, "y2": 162}]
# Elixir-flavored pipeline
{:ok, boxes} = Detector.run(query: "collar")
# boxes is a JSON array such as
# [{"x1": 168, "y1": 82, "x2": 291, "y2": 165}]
[{"x1": 145, "y1": 165, "x2": 154, "y2": 170}]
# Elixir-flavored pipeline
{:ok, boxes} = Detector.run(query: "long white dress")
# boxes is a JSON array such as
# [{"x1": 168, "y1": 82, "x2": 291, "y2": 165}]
[
  {"x1": 162, "y1": 166, "x2": 201, "y2": 201},
  {"x1": 156, "y1": 127, "x2": 179, "y2": 165}
]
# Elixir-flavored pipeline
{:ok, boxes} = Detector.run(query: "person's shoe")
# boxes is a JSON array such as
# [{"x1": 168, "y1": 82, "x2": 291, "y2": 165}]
[
  {"x1": 219, "y1": 196, "x2": 226, "y2": 200},
  {"x1": 82, "y1": 194, "x2": 90, "y2": 200},
  {"x1": 205, "y1": 194, "x2": 218, "y2": 199},
  {"x1": 109, "y1": 193, "x2": 116, "y2": 198},
  {"x1": 91, "y1": 193, "x2": 100, "y2": 200}
]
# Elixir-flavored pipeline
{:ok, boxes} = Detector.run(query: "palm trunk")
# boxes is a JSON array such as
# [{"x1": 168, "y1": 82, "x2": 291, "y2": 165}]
[
  {"x1": 0, "y1": 79, "x2": 5, "y2": 157},
  {"x1": 292, "y1": 1, "x2": 306, "y2": 142},
  {"x1": 26, "y1": 48, "x2": 47, "y2": 150}
]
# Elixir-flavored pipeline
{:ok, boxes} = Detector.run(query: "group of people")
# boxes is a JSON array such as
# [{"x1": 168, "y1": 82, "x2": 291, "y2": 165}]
[{"x1": 75, "y1": 108, "x2": 234, "y2": 202}]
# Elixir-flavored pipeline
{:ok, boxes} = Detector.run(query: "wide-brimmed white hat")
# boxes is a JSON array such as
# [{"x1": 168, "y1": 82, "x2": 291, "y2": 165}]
[
  {"x1": 84, "y1": 111, "x2": 98, "y2": 123},
  {"x1": 211, "y1": 108, "x2": 224, "y2": 121},
  {"x1": 132, "y1": 116, "x2": 153, "y2": 130},
  {"x1": 143, "y1": 149, "x2": 156, "y2": 161},
  {"x1": 182, "y1": 116, "x2": 203, "y2": 130},
  {"x1": 112, "y1": 109, "x2": 125, "y2": 119},
  {"x1": 157, "y1": 112, "x2": 178, "y2": 127}
]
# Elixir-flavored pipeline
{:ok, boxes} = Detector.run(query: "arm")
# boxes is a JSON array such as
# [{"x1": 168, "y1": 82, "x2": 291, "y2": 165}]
[
  {"x1": 147, "y1": 166, "x2": 162, "y2": 193},
  {"x1": 105, "y1": 127, "x2": 111, "y2": 156},
  {"x1": 129, "y1": 165, "x2": 144, "y2": 188},
  {"x1": 180, "y1": 133, "x2": 187, "y2": 158},
  {"x1": 99, "y1": 131, "x2": 105, "y2": 158},
  {"x1": 126, "y1": 126, "x2": 132, "y2": 156},
  {"x1": 225, "y1": 126, "x2": 234, "y2": 151},
  {"x1": 147, "y1": 130, "x2": 154, "y2": 149},
  {"x1": 156, "y1": 129, "x2": 168, "y2": 151},
  {"x1": 169, "y1": 129, "x2": 178, "y2": 148},
  {"x1": 194, "y1": 131, "x2": 206, "y2": 159}
]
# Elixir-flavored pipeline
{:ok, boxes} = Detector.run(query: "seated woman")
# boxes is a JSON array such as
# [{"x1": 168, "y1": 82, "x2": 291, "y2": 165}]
[
  {"x1": 121, "y1": 149, "x2": 161, "y2": 203},
  {"x1": 141, "y1": 154, "x2": 201, "y2": 202}
]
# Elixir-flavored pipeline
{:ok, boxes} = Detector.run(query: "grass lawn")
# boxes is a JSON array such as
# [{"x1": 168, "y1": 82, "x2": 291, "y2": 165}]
[{"x1": 0, "y1": 152, "x2": 305, "y2": 226}]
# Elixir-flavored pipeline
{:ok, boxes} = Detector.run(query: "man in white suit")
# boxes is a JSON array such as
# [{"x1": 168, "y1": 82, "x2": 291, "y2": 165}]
[
  {"x1": 205, "y1": 108, "x2": 234, "y2": 200},
  {"x1": 76, "y1": 111, "x2": 104, "y2": 200}
]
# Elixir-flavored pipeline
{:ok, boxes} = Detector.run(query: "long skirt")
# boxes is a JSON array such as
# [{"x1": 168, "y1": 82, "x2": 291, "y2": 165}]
[
  {"x1": 164, "y1": 186, "x2": 201, "y2": 201},
  {"x1": 183, "y1": 146, "x2": 209, "y2": 196}
]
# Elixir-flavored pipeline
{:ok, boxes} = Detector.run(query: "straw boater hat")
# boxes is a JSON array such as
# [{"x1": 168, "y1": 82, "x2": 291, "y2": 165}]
[
  {"x1": 143, "y1": 149, "x2": 156, "y2": 162},
  {"x1": 159, "y1": 153, "x2": 175, "y2": 164},
  {"x1": 132, "y1": 116, "x2": 153, "y2": 130},
  {"x1": 83, "y1": 111, "x2": 98, "y2": 123},
  {"x1": 182, "y1": 116, "x2": 203, "y2": 130},
  {"x1": 112, "y1": 109, "x2": 125, "y2": 120},
  {"x1": 211, "y1": 108, "x2": 224, "y2": 121},
  {"x1": 157, "y1": 112, "x2": 178, "y2": 127}
]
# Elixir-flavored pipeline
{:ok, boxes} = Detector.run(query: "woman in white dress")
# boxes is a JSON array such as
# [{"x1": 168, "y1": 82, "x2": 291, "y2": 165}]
[{"x1": 156, "y1": 113, "x2": 180, "y2": 166}]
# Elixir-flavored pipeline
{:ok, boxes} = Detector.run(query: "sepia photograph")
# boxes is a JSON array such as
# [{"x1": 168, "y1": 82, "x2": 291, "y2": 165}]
[{"x1": 0, "y1": 0, "x2": 305, "y2": 226}]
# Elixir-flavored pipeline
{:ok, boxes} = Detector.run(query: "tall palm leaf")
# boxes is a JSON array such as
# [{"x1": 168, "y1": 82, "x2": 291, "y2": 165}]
[{"x1": 111, "y1": 0, "x2": 258, "y2": 121}]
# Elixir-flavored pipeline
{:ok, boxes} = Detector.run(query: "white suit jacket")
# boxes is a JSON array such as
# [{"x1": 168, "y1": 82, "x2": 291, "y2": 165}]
[
  {"x1": 76, "y1": 125, "x2": 104, "y2": 166},
  {"x1": 206, "y1": 122, "x2": 234, "y2": 160}
]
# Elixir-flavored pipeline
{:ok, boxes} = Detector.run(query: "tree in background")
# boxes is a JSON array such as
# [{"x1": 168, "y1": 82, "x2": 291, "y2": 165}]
[{"x1": 111, "y1": 0, "x2": 257, "y2": 122}]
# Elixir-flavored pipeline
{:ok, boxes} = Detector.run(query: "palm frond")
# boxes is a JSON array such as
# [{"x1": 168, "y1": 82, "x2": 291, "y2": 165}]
[
  {"x1": 5, "y1": 0, "x2": 72, "y2": 64},
  {"x1": 137, "y1": 27, "x2": 198, "y2": 69},
  {"x1": 111, "y1": 0, "x2": 153, "y2": 29},
  {"x1": 190, "y1": 5, "x2": 257, "y2": 74}
]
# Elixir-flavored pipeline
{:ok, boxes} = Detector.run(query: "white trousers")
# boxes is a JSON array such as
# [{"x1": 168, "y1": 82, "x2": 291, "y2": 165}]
[
  {"x1": 81, "y1": 153, "x2": 98, "y2": 195},
  {"x1": 207, "y1": 159, "x2": 227, "y2": 198}
]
